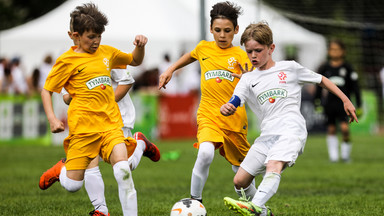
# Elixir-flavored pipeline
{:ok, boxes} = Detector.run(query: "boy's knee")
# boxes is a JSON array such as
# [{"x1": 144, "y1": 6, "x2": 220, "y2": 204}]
[
  {"x1": 233, "y1": 175, "x2": 249, "y2": 189},
  {"x1": 60, "y1": 178, "x2": 83, "y2": 192}
]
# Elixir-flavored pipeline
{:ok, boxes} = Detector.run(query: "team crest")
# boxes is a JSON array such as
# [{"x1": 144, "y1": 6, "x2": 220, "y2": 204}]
[
  {"x1": 278, "y1": 71, "x2": 287, "y2": 84},
  {"x1": 227, "y1": 57, "x2": 237, "y2": 70},
  {"x1": 103, "y1": 58, "x2": 110, "y2": 70}
]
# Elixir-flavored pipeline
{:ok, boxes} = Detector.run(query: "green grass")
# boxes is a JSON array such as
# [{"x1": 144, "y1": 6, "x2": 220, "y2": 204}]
[{"x1": 0, "y1": 134, "x2": 383, "y2": 215}]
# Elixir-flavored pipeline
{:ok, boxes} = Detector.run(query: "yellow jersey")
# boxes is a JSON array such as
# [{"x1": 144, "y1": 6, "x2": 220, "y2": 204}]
[
  {"x1": 191, "y1": 40, "x2": 249, "y2": 134},
  {"x1": 44, "y1": 45, "x2": 133, "y2": 134}
]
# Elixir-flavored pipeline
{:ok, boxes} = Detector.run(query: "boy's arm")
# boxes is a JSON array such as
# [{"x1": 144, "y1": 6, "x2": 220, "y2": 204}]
[
  {"x1": 41, "y1": 88, "x2": 65, "y2": 133},
  {"x1": 129, "y1": 35, "x2": 147, "y2": 66},
  {"x1": 319, "y1": 76, "x2": 358, "y2": 123},
  {"x1": 158, "y1": 52, "x2": 196, "y2": 89},
  {"x1": 220, "y1": 95, "x2": 241, "y2": 116},
  {"x1": 115, "y1": 84, "x2": 132, "y2": 102}
]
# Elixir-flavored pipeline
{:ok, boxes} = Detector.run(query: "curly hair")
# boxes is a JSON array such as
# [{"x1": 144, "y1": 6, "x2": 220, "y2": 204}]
[
  {"x1": 69, "y1": 3, "x2": 108, "y2": 35},
  {"x1": 210, "y1": 1, "x2": 242, "y2": 29}
]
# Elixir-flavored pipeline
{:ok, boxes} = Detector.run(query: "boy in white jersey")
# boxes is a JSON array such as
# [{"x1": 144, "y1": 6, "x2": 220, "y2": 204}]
[{"x1": 221, "y1": 22, "x2": 358, "y2": 216}]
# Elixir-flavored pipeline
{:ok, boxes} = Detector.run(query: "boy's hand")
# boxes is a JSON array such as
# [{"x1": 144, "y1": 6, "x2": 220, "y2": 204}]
[
  {"x1": 220, "y1": 103, "x2": 237, "y2": 116},
  {"x1": 49, "y1": 117, "x2": 65, "y2": 133},
  {"x1": 232, "y1": 62, "x2": 255, "y2": 79},
  {"x1": 133, "y1": 35, "x2": 147, "y2": 48},
  {"x1": 159, "y1": 69, "x2": 173, "y2": 90},
  {"x1": 344, "y1": 100, "x2": 358, "y2": 123}
]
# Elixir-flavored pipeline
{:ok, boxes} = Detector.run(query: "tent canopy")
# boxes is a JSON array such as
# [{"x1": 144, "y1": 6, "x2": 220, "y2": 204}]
[{"x1": 0, "y1": 0, "x2": 326, "y2": 75}]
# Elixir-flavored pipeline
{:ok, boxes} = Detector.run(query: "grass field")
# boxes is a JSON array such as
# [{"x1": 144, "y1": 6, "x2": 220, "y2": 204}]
[{"x1": 0, "y1": 134, "x2": 383, "y2": 215}]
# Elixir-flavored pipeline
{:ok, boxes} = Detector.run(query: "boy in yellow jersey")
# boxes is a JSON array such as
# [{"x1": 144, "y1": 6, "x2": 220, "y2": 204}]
[
  {"x1": 40, "y1": 3, "x2": 147, "y2": 216},
  {"x1": 159, "y1": 1, "x2": 255, "y2": 203},
  {"x1": 39, "y1": 15, "x2": 160, "y2": 215}
]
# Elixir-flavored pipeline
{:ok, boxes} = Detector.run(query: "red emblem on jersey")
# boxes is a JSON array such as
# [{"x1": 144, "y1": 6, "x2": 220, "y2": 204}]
[
  {"x1": 100, "y1": 84, "x2": 106, "y2": 90},
  {"x1": 278, "y1": 71, "x2": 287, "y2": 84}
]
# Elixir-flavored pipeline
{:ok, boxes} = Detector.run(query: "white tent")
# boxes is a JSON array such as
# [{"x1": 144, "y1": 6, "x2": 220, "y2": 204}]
[{"x1": 0, "y1": 0, "x2": 326, "y2": 76}]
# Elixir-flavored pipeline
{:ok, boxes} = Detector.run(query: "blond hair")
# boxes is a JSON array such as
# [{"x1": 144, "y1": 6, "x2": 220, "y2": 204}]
[{"x1": 240, "y1": 21, "x2": 273, "y2": 46}]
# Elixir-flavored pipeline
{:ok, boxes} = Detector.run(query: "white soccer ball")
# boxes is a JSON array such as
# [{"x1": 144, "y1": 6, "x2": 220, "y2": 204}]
[{"x1": 170, "y1": 198, "x2": 207, "y2": 216}]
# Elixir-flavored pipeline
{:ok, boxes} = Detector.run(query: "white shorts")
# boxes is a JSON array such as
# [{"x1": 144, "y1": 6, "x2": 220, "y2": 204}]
[{"x1": 240, "y1": 135, "x2": 307, "y2": 176}]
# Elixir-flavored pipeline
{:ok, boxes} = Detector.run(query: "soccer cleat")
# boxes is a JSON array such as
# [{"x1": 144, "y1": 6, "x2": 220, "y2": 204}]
[
  {"x1": 191, "y1": 195, "x2": 203, "y2": 204},
  {"x1": 224, "y1": 196, "x2": 262, "y2": 216},
  {"x1": 89, "y1": 210, "x2": 110, "y2": 216},
  {"x1": 39, "y1": 158, "x2": 66, "y2": 190},
  {"x1": 134, "y1": 132, "x2": 160, "y2": 162},
  {"x1": 263, "y1": 206, "x2": 274, "y2": 216}
]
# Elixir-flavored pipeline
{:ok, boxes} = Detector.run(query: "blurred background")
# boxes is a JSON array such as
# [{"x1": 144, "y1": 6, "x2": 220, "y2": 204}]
[{"x1": 0, "y1": 0, "x2": 383, "y2": 145}]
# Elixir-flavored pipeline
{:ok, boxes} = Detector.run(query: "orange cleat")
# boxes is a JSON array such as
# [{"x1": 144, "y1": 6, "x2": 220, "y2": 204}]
[
  {"x1": 134, "y1": 132, "x2": 160, "y2": 162},
  {"x1": 39, "y1": 158, "x2": 66, "y2": 190},
  {"x1": 89, "y1": 210, "x2": 110, "y2": 216}
]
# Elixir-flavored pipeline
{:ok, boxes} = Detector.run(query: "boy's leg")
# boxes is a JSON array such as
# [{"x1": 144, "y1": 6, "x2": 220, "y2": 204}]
[
  {"x1": 190, "y1": 142, "x2": 215, "y2": 202},
  {"x1": 39, "y1": 158, "x2": 66, "y2": 190},
  {"x1": 85, "y1": 156, "x2": 108, "y2": 215},
  {"x1": 224, "y1": 167, "x2": 263, "y2": 216},
  {"x1": 134, "y1": 132, "x2": 160, "y2": 163},
  {"x1": 59, "y1": 167, "x2": 85, "y2": 192},
  {"x1": 110, "y1": 143, "x2": 137, "y2": 216},
  {"x1": 340, "y1": 121, "x2": 352, "y2": 162}
]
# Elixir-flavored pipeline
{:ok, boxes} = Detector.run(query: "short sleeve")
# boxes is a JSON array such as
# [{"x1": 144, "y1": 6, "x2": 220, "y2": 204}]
[
  {"x1": 233, "y1": 74, "x2": 250, "y2": 107},
  {"x1": 295, "y1": 61, "x2": 322, "y2": 84},
  {"x1": 190, "y1": 40, "x2": 204, "y2": 60},
  {"x1": 44, "y1": 59, "x2": 71, "y2": 93},
  {"x1": 111, "y1": 69, "x2": 135, "y2": 85}
]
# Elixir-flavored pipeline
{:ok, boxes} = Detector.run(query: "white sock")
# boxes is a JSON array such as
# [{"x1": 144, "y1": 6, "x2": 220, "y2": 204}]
[
  {"x1": 260, "y1": 205, "x2": 269, "y2": 216},
  {"x1": 341, "y1": 142, "x2": 352, "y2": 161},
  {"x1": 232, "y1": 165, "x2": 257, "y2": 200},
  {"x1": 113, "y1": 161, "x2": 137, "y2": 216},
  {"x1": 327, "y1": 135, "x2": 339, "y2": 162},
  {"x1": 84, "y1": 166, "x2": 108, "y2": 215},
  {"x1": 59, "y1": 166, "x2": 83, "y2": 192},
  {"x1": 252, "y1": 172, "x2": 281, "y2": 207},
  {"x1": 190, "y1": 142, "x2": 215, "y2": 200},
  {"x1": 235, "y1": 184, "x2": 257, "y2": 200},
  {"x1": 128, "y1": 140, "x2": 146, "y2": 171}
]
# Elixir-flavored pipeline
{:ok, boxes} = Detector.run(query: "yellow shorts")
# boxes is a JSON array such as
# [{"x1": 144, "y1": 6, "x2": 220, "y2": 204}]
[
  {"x1": 195, "y1": 124, "x2": 250, "y2": 166},
  {"x1": 63, "y1": 128, "x2": 136, "y2": 170}
]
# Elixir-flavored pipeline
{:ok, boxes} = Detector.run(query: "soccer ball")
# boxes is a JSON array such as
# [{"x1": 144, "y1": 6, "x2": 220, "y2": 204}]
[{"x1": 170, "y1": 198, "x2": 207, "y2": 216}]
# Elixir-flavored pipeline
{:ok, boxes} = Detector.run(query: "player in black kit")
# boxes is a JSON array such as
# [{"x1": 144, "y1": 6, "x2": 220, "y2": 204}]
[{"x1": 316, "y1": 39, "x2": 362, "y2": 163}]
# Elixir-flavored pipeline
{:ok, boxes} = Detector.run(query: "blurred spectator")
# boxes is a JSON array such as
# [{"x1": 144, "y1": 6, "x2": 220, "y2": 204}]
[
  {"x1": 27, "y1": 55, "x2": 54, "y2": 95},
  {"x1": 315, "y1": 39, "x2": 362, "y2": 163},
  {"x1": 38, "y1": 55, "x2": 53, "y2": 91},
  {"x1": 158, "y1": 53, "x2": 180, "y2": 95},
  {"x1": 0, "y1": 57, "x2": 6, "y2": 93},
  {"x1": 28, "y1": 68, "x2": 41, "y2": 95},
  {"x1": 380, "y1": 66, "x2": 384, "y2": 99},
  {"x1": 133, "y1": 68, "x2": 159, "y2": 91},
  {"x1": 7, "y1": 57, "x2": 28, "y2": 95}
]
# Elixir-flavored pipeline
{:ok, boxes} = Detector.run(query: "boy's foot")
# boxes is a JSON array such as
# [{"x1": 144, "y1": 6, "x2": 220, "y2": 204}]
[
  {"x1": 224, "y1": 197, "x2": 262, "y2": 216},
  {"x1": 191, "y1": 195, "x2": 203, "y2": 204},
  {"x1": 39, "y1": 158, "x2": 66, "y2": 190},
  {"x1": 89, "y1": 210, "x2": 110, "y2": 216},
  {"x1": 134, "y1": 132, "x2": 160, "y2": 162},
  {"x1": 264, "y1": 206, "x2": 274, "y2": 216}
]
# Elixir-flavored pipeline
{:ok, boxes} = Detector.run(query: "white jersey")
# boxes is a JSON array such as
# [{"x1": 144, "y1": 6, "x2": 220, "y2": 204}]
[
  {"x1": 234, "y1": 61, "x2": 322, "y2": 138},
  {"x1": 110, "y1": 68, "x2": 135, "y2": 129},
  {"x1": 61, "y1": 68, "x2": 135, "y2": 129}
]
